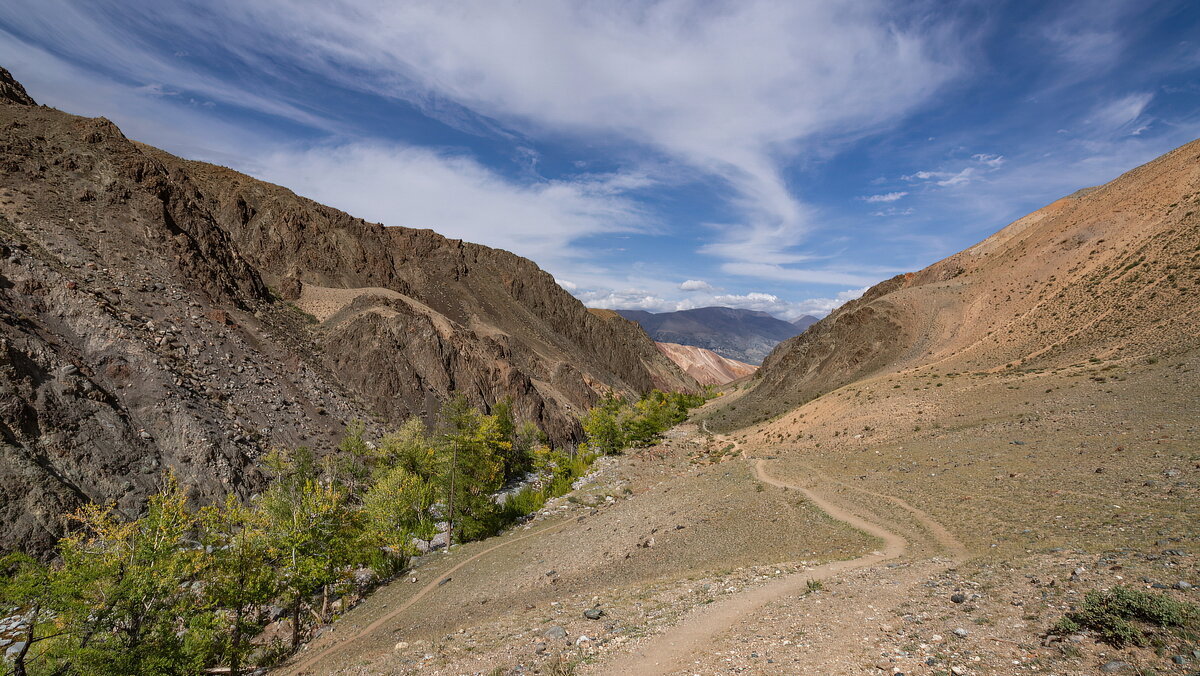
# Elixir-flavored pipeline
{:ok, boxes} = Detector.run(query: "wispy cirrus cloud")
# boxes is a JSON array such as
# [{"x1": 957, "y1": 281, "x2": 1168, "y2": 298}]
[
  {"x1": 1086, "y1": 92, "x2": 1154, "y2": 134},
  {"x1": 84, "y1": 1, "x2": 959, "y2": 275},
  {"x1": 971, "y1": 153, "x2": 1005, "y2": 167},
  {"x1": 4, "y1": 0, "x2": 1198, "y2": 325},
  {"x1": 253, "y1": 143, "x2": 653, "y2": 267},
  {"x1": 861, "y1": 191, "x2": 909, "y2": 203},
  {"x1": 0, "y1": 0, "x2": 962, "y2": 289}
]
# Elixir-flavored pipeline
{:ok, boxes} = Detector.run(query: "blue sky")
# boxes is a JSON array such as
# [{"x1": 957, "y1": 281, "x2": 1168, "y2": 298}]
[{"x1": 1, "y1": 1, "x2": 1198, "y2": 319}]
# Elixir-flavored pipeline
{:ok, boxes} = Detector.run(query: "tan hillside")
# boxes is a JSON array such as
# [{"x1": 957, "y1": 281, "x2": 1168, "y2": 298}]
[
  {"x1": 655, "y1": 341, "x2": 757, "y2": 385},
  {"x1": 282, "y1": 140, "x2": 1200, "y2": 676},
  {"x1": 713, "y1": 138, "x2": 1200, "y2": 430}
]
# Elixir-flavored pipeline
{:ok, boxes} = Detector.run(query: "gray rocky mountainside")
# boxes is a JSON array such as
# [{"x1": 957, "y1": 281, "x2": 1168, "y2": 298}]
[
  {"x1": 617, "y1": 306, "x2": 804, "y2": 364},
  {"x1": 0, "y1": 68, "x2": 696, "y2": 556}
]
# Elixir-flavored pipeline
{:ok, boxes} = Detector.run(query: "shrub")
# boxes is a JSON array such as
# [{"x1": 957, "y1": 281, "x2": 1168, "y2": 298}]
[{"x1": 1051, "y1": 586, "x2": 1200, "y2": 646}]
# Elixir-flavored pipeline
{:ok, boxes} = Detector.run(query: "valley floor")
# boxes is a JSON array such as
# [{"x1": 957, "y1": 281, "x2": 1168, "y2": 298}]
[{"x1": 278, "y1": 350, "x2": 1199, "y2": 676}]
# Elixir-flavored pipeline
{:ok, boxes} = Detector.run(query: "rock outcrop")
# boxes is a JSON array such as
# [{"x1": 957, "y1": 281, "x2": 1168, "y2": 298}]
[{"x1": 0, "y1": 68, "x2": 696, "y2": 555}]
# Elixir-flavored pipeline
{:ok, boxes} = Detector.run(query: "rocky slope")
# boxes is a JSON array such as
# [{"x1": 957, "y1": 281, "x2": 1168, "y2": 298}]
[
  {"x1": 617, "y1": 307, "x2": 803, "y2": 364},
  {"x1": 714, "y1": 137, "x2": 1200, "y2": 430},
  {"x1": 0, "y1": 67, "x2": 695, "y2": 555},
  {"x1": 654, "y1": 341, "x2": 757, "y2": 386}
]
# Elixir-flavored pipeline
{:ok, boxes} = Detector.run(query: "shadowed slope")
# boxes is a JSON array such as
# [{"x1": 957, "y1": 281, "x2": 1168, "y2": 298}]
[{"x1": 0, "y1": 67, "x2": 695, "y2": 555}]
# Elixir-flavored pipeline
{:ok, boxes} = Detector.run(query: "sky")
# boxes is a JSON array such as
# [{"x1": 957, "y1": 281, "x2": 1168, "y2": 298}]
[{"x1": 1, "y1": 1, "x2": 1198, "y2": 320}]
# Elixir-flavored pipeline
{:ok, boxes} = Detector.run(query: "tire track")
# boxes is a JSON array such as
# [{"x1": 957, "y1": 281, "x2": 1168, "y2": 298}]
[{"x1": 590, "y1": 450, "x2": 964, "y2": 676}]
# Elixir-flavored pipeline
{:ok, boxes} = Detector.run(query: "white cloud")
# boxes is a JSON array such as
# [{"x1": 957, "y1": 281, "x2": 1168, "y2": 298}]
[
  {"x1": 0, "y1": 1, "x2": 965, "y2": 287},
  {"x1": 575, "y1": 290, "x2": 675, "y2": 313},
  {"x1": 576, "y1": 283, "x2": 870, "y2": 320},
  {"x1": 971, "y1": 153, "x2": 1005, "y2": 167},
  {"x1": 555, "y1": 279, "x2": 577, "y2": 291},
  {"x1": 253, "y1": 143, "x2": 652, "y2": 266},
  {"x1": 788, "y1": 286, "x2": 870, "y2": 316},
  {"x1": 1086, "y1": 92, "x2": 1153, "y2": 133},
  {"x1": 902, "y1": 169, "x2": 948, "y2": 181},
  {"x1": 701, "y1": 286, "x2": 870, "y2": 319},
  {"x1": 936, "y1": 167, "x2": 975, "y2": 186},
  {"x1": 902, "y1": 166, "x2": 975, "y2": 187},
  {"x1": 871, "y1": 207, "x2": 915, "y2": 217},
  {"x1": 861, "y1": 191, "x2": 908, "y2": 203},
  {"x1": 710, "y1": 292, "x2": 783, "y2": 311},
  {"x1": 138, "y1": 1, "x2": 958, "y2": 272},
  {"x1": 679, "y1": 279, "x2": 714, "y2": 291}
]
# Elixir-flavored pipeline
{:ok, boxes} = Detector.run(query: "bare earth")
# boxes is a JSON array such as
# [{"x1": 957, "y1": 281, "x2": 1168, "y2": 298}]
[
  {"x1": 276, "y1": 346, "x2": 1198, "y2": 675},
  {"x1": 274, "y1": 140, "x2": 1200, "y2": 675},
  {"x1": 655, "y1": 341, "x2": 758, "y2": 386}
]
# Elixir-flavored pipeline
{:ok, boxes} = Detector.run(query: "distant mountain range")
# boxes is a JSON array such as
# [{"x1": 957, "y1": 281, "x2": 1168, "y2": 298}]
[
  {"x1": 791, "y1": 315, "x2": 819, "y2": 331},
  {"x1": 617, "y1": 307, "x2": 819, "y2": 365}
]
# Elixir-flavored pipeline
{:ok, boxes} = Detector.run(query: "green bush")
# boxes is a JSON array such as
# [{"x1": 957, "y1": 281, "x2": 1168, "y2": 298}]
[
  {"x1": 1051, "y1": 586, "x2": 1200, "y2": 646},
  {"x1": 581, "y1": 389, "x2": 708, "y2": 454}
]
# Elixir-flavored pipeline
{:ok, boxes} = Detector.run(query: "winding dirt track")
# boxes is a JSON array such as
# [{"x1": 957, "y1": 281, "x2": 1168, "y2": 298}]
[
  {"x1": 589, "y1": 452, "x2": 965, "y2": 675},
  {"x1": 281, "y1": 446, "x2": 965, "y2": 675},
  {"x1": 281, "y1": 519, "x2": 573, "y2": 675}
]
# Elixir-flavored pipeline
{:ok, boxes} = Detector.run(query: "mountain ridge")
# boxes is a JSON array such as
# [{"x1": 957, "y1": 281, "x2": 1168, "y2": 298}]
[
  {"x1": 0, "y1": 68, "x2": 696, "y2": 555},
  {"x1": 791, "y1": 314, "x2": 818, "y2": 330},
  {"x1": 713, "y1": 136, "x2": 1200, "y2": 430},
  {"x1": 615, "y1": 306, "x2": 804, "y2": 364}
]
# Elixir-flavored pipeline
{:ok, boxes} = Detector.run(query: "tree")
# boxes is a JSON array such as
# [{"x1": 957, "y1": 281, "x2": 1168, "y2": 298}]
[
  {"x1": 490, "y1": 397, "x2": 531, "y2": 483},
  {"x1": 509, "y1": 420, "x2": 544, "y2": 476},
  {"x1": 375, "y1": 417, "x2": 438, "y2": 482},
  {"x1": 49, "y1": 474, "x2": 205, "y2": 675},
  {"x1": 438, "y1": 396, "x2": 506, "y2": 543},
  {"x1": 258, "y1": 449, "x2": 358, "y2": 649},
  {"x1": 581, "y1": 402, "x2": 625, "y2": 455},
  {"x1": 328, "y1": 420, "x2": 375, "y2": 499},
  {"x1": 0, "y1": 554, "x2": 61, "y2": 676},
  {"x1": 194, "y1": 496, "x2": 278, "y2": 676},
  {"x1": 361, "y1": 467, "x2": 436, "y2": 574}
]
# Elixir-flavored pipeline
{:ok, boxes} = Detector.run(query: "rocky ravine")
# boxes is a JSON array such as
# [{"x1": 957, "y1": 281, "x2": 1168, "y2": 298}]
[
  {"x1": 272, "y1": 139, "x2": 1200, "y2": 675},
  {"x1": 0, "y1": 66, "x2": 696, "y2": 556}
]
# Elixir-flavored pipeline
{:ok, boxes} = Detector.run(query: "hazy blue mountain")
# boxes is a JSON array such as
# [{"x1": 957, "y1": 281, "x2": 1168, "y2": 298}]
[
  {"x1": 792, "y1": 315, "x2": 819, "y2": 331},
  {"x1": 616, "y1": 307, "x2": 805, "y2": 364}
]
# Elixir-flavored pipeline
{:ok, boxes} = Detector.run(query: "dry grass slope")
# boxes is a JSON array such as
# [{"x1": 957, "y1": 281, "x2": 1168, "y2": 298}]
[{"x1": 711, "y1": 137, "x2": 1200, "y2": 431}]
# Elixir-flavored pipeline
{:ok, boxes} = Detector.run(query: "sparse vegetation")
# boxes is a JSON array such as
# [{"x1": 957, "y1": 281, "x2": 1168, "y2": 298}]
[
  {"x1": 1051, "y1": 586, "x2": 1200, "y2": 647},
  {"x1": 0, "y1": 390, "x2": 705, "y2": 675},
  {"x1": 580, "y1": 390, "x2": 707, "y2": 454}
]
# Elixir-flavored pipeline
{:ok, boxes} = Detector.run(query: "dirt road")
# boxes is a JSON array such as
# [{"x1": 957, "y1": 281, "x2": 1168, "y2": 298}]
[{"x1": 587, "y1": 450, "x2": 966, "y2": 675}]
